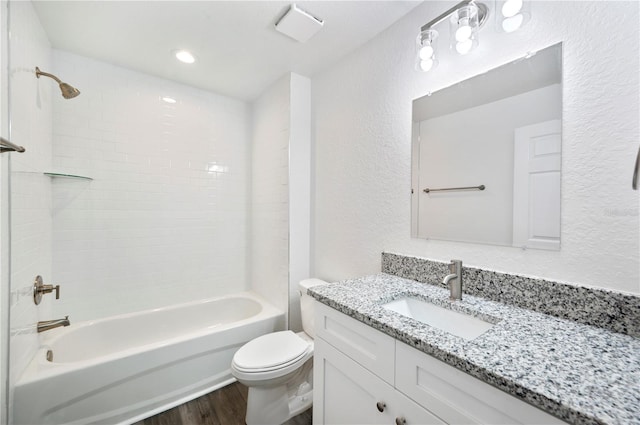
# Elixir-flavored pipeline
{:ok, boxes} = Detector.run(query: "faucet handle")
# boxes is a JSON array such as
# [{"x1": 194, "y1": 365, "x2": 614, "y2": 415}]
[{"x1": 33, "y1": 276, "x2": 61, "y2": 305}]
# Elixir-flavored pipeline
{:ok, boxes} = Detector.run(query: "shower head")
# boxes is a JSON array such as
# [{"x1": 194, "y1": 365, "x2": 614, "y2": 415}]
[
  {"x1": 35, "y1": 67, "x2": 80, "y2": 99},
  {"x1": 59, "y1": 82, "x2": 81, "y2": 99}
]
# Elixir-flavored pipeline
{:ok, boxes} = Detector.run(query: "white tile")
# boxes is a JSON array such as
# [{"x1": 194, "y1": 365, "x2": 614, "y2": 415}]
[{"x1": 51, "y1": 51, "x2": 251, "y2": 321}]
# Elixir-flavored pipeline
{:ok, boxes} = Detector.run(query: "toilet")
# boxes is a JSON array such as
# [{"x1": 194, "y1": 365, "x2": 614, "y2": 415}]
[{"x1": 231, "y1": 278, "x2": 328, "y2": 425}]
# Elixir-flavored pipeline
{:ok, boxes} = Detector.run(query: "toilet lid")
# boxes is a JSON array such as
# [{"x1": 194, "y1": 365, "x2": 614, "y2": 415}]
[{"x1": 233, "y1": 331, "x2": 310, "y2": 370}]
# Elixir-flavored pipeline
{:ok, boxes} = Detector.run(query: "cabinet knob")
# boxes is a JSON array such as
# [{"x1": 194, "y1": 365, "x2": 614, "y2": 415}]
[
  {"x1": 395, "y1": 417, "x2": 407, "y2": 425},
  {"x1": 376, "y1": 401, "x2": 386, "y2": 412}
]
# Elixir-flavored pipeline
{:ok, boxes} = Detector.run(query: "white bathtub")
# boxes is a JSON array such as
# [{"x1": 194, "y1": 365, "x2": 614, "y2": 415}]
[{"x1": 13, "y1": 291, "x2": 285, "y2": 425}]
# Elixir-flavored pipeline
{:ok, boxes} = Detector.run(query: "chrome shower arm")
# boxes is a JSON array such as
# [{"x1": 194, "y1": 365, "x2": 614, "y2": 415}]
[{"x1": 35, "y1": 67, "x2": 63, "y2": 84}]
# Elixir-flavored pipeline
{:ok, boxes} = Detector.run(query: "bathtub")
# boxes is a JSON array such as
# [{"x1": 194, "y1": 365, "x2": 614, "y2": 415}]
[{"x1": 13, "y1": 291, "x2": 285, "y2": 425}]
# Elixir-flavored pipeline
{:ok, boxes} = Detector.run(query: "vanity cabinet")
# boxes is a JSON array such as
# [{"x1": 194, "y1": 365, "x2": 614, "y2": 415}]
[
  {"x1": 315, "y1": 334, "x2": 444, "y2": 424},
  {"x1": 313, "y1": 302, "x2": 566, "y2": 425}
]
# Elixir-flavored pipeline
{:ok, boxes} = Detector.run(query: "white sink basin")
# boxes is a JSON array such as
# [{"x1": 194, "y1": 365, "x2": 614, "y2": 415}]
[{"x1": 382, "y1": 297, "x2": 495, "y2": 341}]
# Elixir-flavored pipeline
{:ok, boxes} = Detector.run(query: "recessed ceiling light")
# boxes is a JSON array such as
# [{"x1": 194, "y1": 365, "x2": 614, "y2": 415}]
[
  {"x1": 161, "y1": 96, "x2": 177, "y2": 104},
  {"x1": 174, "y1": 50, "x2": 195, "y2": 64}
]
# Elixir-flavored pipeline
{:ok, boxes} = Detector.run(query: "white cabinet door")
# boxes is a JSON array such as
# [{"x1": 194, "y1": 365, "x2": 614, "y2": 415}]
[
  {"x1": 314, "y1": 336, "x2": 394, "y2": 425},
  {"x1": 314, "y1": 337, "x2": 444, "y2": 425}
]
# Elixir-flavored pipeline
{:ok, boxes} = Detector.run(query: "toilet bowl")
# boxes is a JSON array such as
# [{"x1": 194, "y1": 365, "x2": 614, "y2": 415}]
[{"x1": 231, "y1": 278, "x2": 328, "y2": 425}]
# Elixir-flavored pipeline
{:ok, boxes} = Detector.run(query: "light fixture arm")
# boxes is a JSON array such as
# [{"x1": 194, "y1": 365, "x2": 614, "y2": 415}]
[{"x1": 420, "y1": 0, "x2": 489, "y2": 32}]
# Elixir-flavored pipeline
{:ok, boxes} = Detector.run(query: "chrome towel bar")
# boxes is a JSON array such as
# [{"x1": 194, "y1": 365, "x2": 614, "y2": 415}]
[
  {"x1": 423, "y1": 185, "x2": 485, "y2": 194},
  {"x1": 0, "y1": 137, "x2": 25, "y2": 153}
]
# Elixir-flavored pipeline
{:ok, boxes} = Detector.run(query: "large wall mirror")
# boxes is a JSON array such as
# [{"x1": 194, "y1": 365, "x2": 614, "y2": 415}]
[{"x1": 411, "y1": 43, "x2": 562, "y2": 250}]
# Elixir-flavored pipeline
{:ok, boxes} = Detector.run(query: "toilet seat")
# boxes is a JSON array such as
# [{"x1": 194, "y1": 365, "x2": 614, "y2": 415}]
[{"x1": 231, "y1": 331, "x2": 313, "y2": 382}]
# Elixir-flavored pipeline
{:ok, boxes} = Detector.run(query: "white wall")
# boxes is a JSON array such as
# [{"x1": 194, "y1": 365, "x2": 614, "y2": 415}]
[
  {"x1": 288, "y1": 73, "x2": 311, "y2": 332},
  {"x1": 417, "y1": 84, "x2": 561, "y2": 245},
  {"x1": 251, "y1": 74, "x2": 291, "y2": 315},
  {"x1": 5, "y1": 0, "x2": 53, "y2": 416},
  {"x1": 51, "y1": 51, "x2": 251, "y2": 321},
  {"x1": 313, "y1": 1, "x2": 640, "y2": 293},
  {"x1": 250, "y1": 73, "x2": 311, "y2": 330}
]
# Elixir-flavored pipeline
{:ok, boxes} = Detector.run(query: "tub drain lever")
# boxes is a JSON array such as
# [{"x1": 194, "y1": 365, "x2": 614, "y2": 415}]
[{"x1": 33, "y1": 275, "x2": 61, "y2": 305}]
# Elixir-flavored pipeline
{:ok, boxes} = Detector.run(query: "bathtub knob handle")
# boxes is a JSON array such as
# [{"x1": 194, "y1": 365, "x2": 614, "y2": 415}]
[
  {"x1": 376, "y1": 401, "x2": 386, "y2": 412},
  {"x1": 33, "y1": 275, "x2": 61, "y2": 305}
]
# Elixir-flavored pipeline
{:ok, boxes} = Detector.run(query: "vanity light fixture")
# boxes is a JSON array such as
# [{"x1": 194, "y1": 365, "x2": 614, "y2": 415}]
[
  {"x1": 415, "y1": 0, "x2": 489, "y2": 73},
  {"x1": 416, "y1": 0, "x2": 488, "y2": 72},
  {"x1": 416, "y1": 0, "x2": 530, "y2": 72}
]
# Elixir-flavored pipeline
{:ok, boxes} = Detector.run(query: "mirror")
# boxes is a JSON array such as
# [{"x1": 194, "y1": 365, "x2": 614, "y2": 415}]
[{"x1": 411, "y1": 43, "x2": 562, "y2": 250}]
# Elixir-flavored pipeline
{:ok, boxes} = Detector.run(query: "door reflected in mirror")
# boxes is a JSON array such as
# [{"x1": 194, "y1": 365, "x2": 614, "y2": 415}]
[{"x1": 411, "y1": 43, "x2": 562, "y2": 250}]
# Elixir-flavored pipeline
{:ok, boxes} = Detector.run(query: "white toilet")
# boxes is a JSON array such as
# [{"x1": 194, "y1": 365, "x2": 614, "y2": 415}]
[{"x1": 231, "y1": 278, "x2": 328, "y2": 425}]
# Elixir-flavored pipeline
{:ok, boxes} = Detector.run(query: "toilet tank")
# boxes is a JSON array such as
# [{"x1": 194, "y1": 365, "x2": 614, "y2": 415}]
[{"x1": 298, "y1": 278, "x2": 329, "y2": 338}]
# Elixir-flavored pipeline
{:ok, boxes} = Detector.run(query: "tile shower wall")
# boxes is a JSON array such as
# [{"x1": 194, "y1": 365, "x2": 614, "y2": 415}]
[
  {"x1": 50, "y1": 51, "x2": 251, "y2": 321},
  {"x1": 313, "y1": 1, "x2": 640, "y2": 293},
  {"x1": 6, "y1": 0, "x2": 53, "y2": 410}
]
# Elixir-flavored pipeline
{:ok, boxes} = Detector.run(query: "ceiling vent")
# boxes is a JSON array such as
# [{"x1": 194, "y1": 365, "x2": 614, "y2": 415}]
[{"x1": 275, "y1": 4, "x2": 324, "y2": 43}]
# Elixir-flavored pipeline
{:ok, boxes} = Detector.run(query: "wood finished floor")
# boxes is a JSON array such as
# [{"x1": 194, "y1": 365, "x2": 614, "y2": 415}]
[{"x1": 133, "y1": 381, "x2": 312, "y2": 425}]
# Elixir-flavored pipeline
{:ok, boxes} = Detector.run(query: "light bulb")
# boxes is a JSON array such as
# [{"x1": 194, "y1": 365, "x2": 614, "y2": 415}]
[
  {"x1": 501, "y1": 0, "x2": 523, "y2": 18},
  {"x1": 456, "y1": 39, "x2": 473, "y2": 55},
  {"x1": 175, "y1": 50, "x2": 196, "y2": 64},
  {"x1": 502, "y1": 14, "x2": 524, "y2": 32},
  {"x1": 455, "y1": 20, "x2": 472, "y2": 41},
  {"x1": 419, "y1": 59, "x2": 434, "y2": 72},
  {"x1": 419, "y1": 45, "x2": 434, "y2": 60}
]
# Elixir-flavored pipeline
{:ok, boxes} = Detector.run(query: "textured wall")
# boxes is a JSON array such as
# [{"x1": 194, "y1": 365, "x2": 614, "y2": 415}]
[
  {"x1": 51, "y1": 51, "x2": 251, "y2": 321},
  {"x1": 313, "y1": 1, "x2": 640, "y2": 293}
]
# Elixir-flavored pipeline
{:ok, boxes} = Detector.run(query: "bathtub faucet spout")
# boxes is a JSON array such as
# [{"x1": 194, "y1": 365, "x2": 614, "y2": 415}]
[{"x1": 37, "y1": 316, "x2": 70, "y2": 333}]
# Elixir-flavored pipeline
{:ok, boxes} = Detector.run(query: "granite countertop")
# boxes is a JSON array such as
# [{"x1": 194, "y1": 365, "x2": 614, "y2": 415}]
[{"x1": 308, "y1": 273, "x2": 640, "y2": 425}]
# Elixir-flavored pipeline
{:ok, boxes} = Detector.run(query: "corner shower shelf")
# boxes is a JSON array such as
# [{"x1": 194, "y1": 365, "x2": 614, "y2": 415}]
[{"x1": 44, "y1": 172, "x2": 93, "y2": 181}]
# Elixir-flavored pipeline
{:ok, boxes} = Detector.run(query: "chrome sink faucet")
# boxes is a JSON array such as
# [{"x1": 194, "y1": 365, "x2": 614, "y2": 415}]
[
  {"x1": 443, "y1": 260, "x2": 463, "y2": 300},
  {"x1": 37, "y1": 316, "x2": 70, "y2": 333}
]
